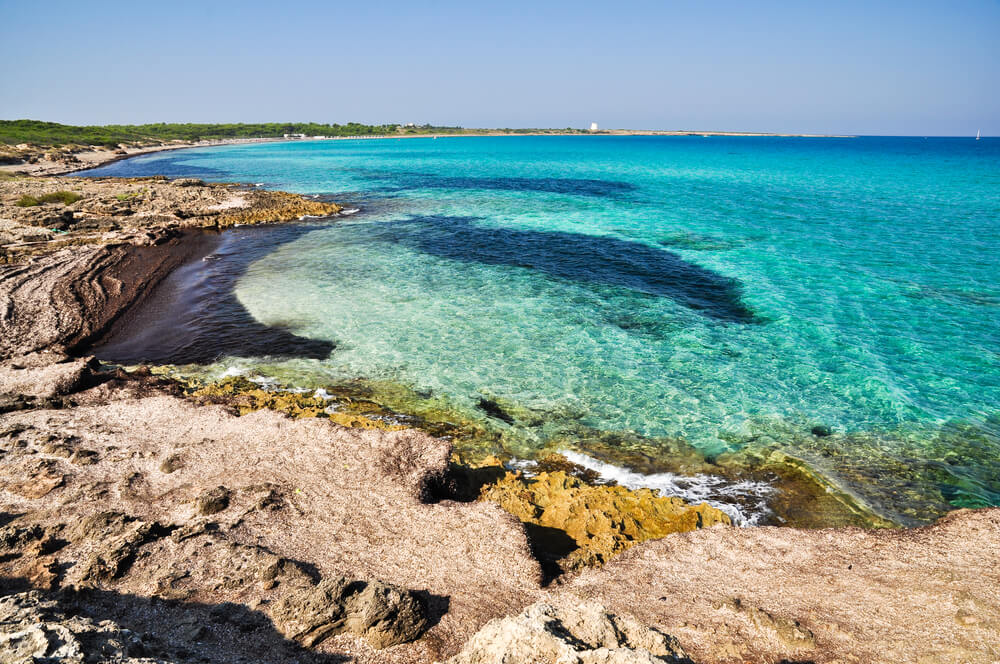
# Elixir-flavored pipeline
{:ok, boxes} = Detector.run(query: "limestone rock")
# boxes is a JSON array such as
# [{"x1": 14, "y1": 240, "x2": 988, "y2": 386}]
[
  {"x1": 159, "y1": 453, "x2": 184, "y2": 473},
  {"x1": 269, "y1": 576, "x2": 429, "y2": 649},
  {"x1": 4, "y1": 458, "x2": 65, "y2": 498},
  {"x1": 714, "y1": 597, "x2": 815, "y2": 650},
  {"x1": 0, "y1": 354, "x2": 99, "y2": 398},
  {"x1": 195, "y1": 486, "x2": 231, "y2": 515},
  {"x1": 19, "y1": 206, "x2": 75, "y2": 230},
  {"x1": 68, "y1": 512, "x2": 172, "y2": 587},
  {"x1": 0, "y1": 523, "x2": 49, "y2": 551},
  {"x1": 446, "y1": 600, "x2": 688, "y2": 663},
  {"x1": 69, "y1": 448, "x2": 99, "y2": 465},
  {"x1": 0, "y1": 591, "x2": 157, "y2": 664}
]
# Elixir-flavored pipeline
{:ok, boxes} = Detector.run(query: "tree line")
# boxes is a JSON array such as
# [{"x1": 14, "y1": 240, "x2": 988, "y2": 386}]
[{"x1": 0, "y1": 120, "x2": 475, "y2": 147}]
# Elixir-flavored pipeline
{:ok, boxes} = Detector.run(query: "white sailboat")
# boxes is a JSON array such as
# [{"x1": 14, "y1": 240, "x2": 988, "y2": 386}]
[{"x1": 976, "y1": 129, "x2": 981, "y2": 140}]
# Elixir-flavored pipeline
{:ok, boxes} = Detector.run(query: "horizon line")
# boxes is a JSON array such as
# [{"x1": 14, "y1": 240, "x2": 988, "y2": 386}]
[{"x1": 1, "y1": 118, "x2": 993, "y2": 140}]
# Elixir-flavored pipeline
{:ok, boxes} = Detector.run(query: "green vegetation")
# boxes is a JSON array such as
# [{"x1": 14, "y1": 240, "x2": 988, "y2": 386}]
[
  {"x1": 16, "y1": 191, "x2": 82, "y2": 207},
  {"x1": 0, "y1": 120, "x2": 479, "y2": 147},
  {"x1": 0, "y1": 120, "x2": 597, "y2": 148}
]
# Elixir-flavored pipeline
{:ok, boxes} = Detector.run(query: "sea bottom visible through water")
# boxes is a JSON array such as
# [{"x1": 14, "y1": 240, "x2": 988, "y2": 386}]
[{"x1": 84, "y1": 135, "x2": 1000, "y2": 529}]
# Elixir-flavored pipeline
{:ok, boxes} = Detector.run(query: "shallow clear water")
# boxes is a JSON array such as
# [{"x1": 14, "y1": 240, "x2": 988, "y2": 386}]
[{"x1": 84, "y1": 136, "x2": 1000, "y2": 524}]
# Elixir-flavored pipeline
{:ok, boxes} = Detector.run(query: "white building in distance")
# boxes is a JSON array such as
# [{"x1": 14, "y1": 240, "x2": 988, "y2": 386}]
[{"x1": 590, "y1": 122, "x2": 599, "y2": 132}]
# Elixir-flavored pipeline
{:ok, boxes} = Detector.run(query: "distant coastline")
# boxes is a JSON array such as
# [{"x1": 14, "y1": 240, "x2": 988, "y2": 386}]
[
  {"x1": 311, "y1": 129, "x2": 853, "y2": 138},
  {"x1": 1, "y1": 120, "x2": 852, "y2": 178}
]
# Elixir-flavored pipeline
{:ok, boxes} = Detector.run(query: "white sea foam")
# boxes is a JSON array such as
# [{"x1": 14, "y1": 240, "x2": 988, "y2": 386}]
[
  {"x1": 313, "y1": 388, "x2": 335, "y2": 400},
  {"x1": 248, "y1": 375, "x2": 279, "y2": 389},
  {"x1": 560, "y1": 451, "x2": 775, "y2": 527},
  {"x1": 339, "y1": 208, "x2": 360, "y2": 216},
  {"x1": 505, "y1": 458, "x2": 539, "y2": 478},
  {"x1": 219, "y1": 366, "x2": 245, "y2": 378}
]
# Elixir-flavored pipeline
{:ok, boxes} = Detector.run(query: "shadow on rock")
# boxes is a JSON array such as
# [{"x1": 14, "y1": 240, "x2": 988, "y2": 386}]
[
  {"x1": 522, "y1": 523, "x2": 579, "y2": 584},
  {"x1": 0, "y1": 583, "x2": 351, "y2": 663}
]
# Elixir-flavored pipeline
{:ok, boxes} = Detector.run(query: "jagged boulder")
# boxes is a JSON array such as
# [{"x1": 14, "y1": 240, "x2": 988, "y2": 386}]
[
  {"x1": 194, "y1": 486, "x2": 231, "y2": 515},
  {"x1": 67, "y1": 512, "x2": 173, "y2": 587},
  {"x1": 269, "y1": 576, "x2": 429, "y2": 649},
  {"x1": 446, "y1": 600, "x2": 689, "y2": 663},
  {"x1": 0, "y1": 591, "x2": 159, "y2": 664}
]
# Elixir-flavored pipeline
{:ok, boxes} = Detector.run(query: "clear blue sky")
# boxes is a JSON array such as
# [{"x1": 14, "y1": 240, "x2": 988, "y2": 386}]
[{"x1": 1, "y1": 0, "x2": 997, "y2": 135}]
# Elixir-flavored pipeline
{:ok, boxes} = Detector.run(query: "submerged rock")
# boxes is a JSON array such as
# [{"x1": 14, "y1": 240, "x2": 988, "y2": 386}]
[
  {"x1": 476, "y1": 397, "x2": 515, "y2": 424},
  {"x1": 446, "y1": 600, "x2": 688, "y2": 663}
]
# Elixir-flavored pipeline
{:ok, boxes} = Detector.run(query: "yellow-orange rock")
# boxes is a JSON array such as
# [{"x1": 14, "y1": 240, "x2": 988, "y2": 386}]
[{"x1": 480, "y1": 469, "x2": 730, "y2": 570}]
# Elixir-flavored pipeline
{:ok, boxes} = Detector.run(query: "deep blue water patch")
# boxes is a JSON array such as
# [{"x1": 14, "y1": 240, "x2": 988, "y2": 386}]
[
  {"x1": 377, "y1": 215, "x2": 758, "y2": 323},
  {"x1": 352, "y1": 169, "x2": 639, "y2": 198}
]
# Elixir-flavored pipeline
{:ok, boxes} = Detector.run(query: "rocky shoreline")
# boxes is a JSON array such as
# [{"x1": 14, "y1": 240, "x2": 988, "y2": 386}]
[
  {"x1": 0, "y1": 138, "x2": 285, "y2": 178},
  {"x1": 1, "y1": 170, "x2": 997, "y2": 663}
]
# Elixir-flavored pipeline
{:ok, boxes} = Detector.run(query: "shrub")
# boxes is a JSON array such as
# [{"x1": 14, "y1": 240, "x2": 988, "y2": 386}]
[
  {"x1": 38, "y1": 191, "x2": 81, "y2": 204},
  {"x1": 15, "y1": 191, "x2": 81, "y2": 207}
]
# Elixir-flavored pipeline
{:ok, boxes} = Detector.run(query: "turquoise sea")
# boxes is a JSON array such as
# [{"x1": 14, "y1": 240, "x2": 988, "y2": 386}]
[{"x1": 83, "y1": 136, "x2": 1000, "y2": 526}]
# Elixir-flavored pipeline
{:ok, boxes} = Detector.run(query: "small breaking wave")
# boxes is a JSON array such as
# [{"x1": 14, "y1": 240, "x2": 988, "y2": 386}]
[
  {"x1": 339, "y1": 208, "x2": 360, "y2": 216},
  {"x1": 248, "y1": 374, "x2": 280, "y2": 389},
  {"x1": 560, "y1": 451, "x2": 776, "y2": 527}
]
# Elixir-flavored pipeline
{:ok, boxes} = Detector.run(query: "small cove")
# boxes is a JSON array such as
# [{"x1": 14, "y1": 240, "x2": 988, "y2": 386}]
[{"x1": 81, "y1": 135, "x2": 1000, "y2": 527}]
